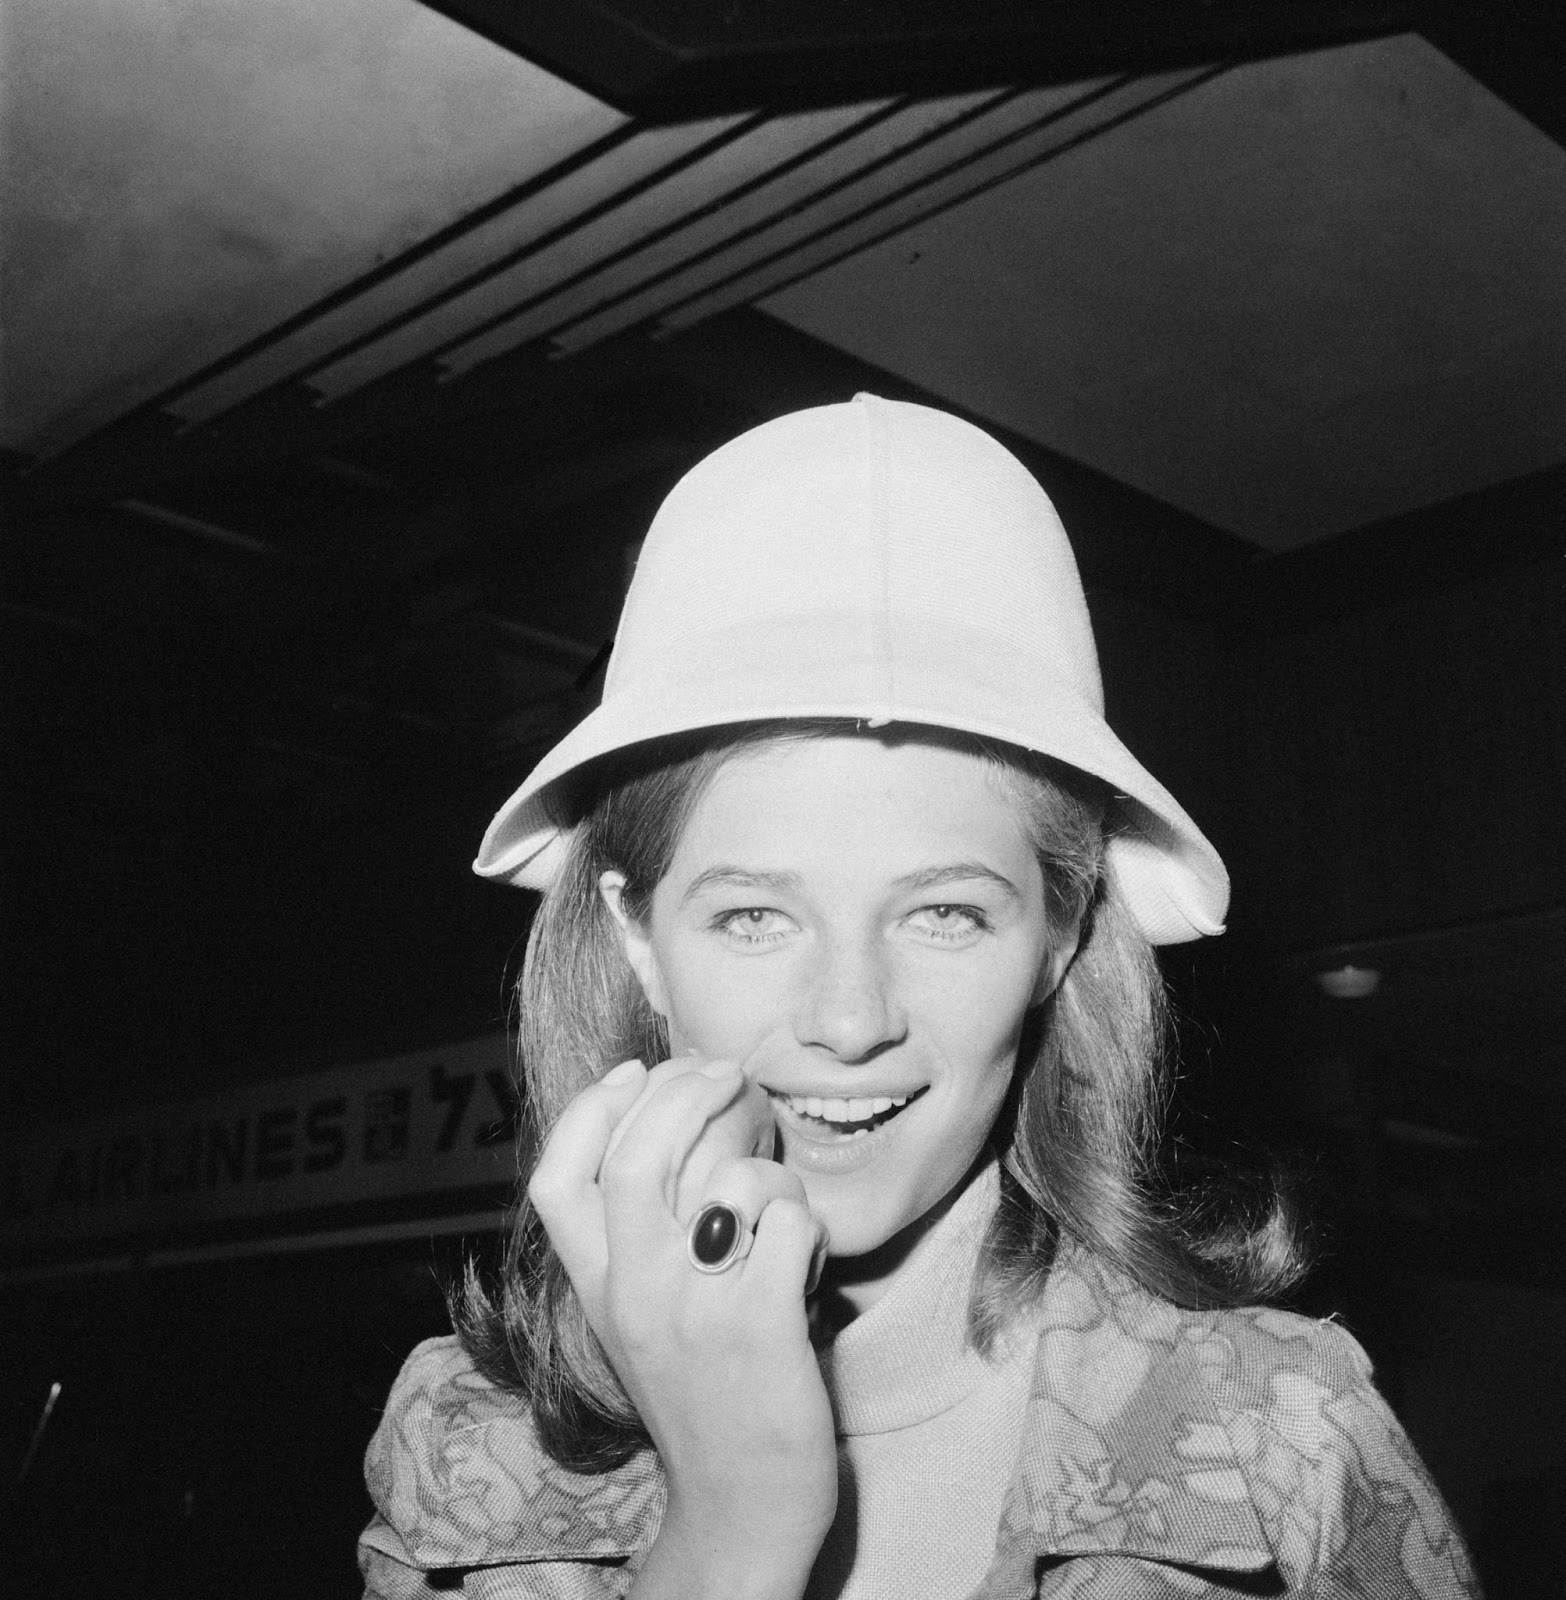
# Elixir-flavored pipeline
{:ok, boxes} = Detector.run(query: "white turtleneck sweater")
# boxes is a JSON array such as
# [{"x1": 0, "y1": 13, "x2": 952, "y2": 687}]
[{"x1": 807, "y1": 1162, "x2": 1035, "y2": 1600}]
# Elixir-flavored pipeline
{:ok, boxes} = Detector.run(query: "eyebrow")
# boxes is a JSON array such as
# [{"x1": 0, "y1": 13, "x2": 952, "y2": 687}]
[
  {"x1": 679, "y1": 862, "x2": 1021, "y2": 905},
  {"x1": 680, "y1": 866, "x2": 804, "y2": 906},
  {"x1": 894, "y1": 863, "x2": 1022, "y2": 902}
]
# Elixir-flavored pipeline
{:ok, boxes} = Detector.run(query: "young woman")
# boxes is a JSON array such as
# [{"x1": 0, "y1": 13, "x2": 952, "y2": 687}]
[{"x1": 360, "y1": 397, "x2": 1476, "y2": 1599}]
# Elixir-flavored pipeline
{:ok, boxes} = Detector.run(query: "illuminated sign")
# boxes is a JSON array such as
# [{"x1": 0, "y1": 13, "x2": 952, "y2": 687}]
[{"x1": 1, "y1": 1035, "x2": 518, "y2": 1254}]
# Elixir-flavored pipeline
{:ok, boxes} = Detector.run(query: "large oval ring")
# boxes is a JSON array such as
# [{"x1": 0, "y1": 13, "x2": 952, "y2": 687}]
[{"x1": 687, "y1": 1200, "x2": 754, "y2": 1273}]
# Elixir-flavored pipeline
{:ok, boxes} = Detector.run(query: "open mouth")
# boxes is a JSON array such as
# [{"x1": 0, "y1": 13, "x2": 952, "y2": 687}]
[{"x1": 767, "y1": 1086, "x2": 928, "y2": 1138}]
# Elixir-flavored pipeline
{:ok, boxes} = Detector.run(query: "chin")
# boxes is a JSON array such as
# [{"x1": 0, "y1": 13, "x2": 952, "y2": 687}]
[{"x1": 801, "y1": 1181, "x2": 925, "y2": 1260}]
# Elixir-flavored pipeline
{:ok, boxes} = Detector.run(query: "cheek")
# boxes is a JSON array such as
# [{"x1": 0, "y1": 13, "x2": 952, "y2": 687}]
[
  {"x1": 952, "y1": 1052, "x2": 1019, "y2": 1147},
  {"x1": 922, "y1": 954, "x2": 1041, "y2": 1057},
  {"x1": 654, "y1": 944, "x2": 773, "y2": 1052},
  {"x1": 916, "y1": 966, "x2": 1038, "y2": 1139}
]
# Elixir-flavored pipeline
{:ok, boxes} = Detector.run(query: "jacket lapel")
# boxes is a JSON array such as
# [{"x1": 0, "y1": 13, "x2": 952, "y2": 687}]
[{"x1": 981, "y1": 1253, "x2": 1277, "y2": 1596}]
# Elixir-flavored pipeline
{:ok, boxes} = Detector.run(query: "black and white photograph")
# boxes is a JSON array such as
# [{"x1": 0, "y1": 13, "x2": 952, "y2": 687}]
[{"x1": 3, "y1": 4, "x2": 1563, "y2": 1596}]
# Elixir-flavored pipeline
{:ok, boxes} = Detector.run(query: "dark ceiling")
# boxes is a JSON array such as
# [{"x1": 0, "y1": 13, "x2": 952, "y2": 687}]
[{"x1": 424, "y1": 0, "x2": 1566, "y2": 139}]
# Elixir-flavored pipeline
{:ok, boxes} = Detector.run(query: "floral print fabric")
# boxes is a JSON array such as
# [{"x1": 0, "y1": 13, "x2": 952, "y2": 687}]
[{"x1": 359, "y1": 1253, "x2": 1478, "y2": 1599}]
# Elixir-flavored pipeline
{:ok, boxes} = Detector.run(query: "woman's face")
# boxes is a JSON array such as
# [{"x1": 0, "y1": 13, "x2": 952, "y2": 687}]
[{"x1": 603, "y1": 734, "x2": 1076, "y2": 1260}]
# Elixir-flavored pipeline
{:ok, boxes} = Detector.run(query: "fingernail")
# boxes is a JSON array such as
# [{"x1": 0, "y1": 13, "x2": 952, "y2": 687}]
[
  {"x1": 697, "y1": 1058, "x2": 741, "y2": 1082},
  {"x1": 603, "y1": 1058, "x2": 644, "y2": 1085}
]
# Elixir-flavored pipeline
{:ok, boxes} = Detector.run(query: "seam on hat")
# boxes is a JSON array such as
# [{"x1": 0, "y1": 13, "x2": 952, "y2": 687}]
[{"x1": 867, "y1": 395, "x2": 894, "y2": 722}]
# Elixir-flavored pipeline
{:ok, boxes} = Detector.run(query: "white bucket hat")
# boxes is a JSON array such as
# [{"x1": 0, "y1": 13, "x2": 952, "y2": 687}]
[{"x1": 474, "y1": 394, "x2": 1227, "y2": 944}]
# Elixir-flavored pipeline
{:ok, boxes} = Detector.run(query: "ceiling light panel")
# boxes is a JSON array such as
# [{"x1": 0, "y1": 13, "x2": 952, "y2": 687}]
[
  {"x1": 755, "y1": 35, "x2": 1566, "y2": 547},
  {"x1": 6, "y1": 0, "x2": 626, "y2": 455},
  {"x1": 163, "y1": 112, "x2": 736, "y2": 423},
  {"x1": 310, "y1": 104, "x2": 942, "y2": 401},
  {"x1": 163, "y1": 111, "x2": 632, "y2": 425},
  {"x1": 447, "y1": 84, "x2": 1107, "y2": 377},
  {"x1": 151, "y1": 65, "x2": 1213, "y2": 420},
  {"x1": 446, "y1": 90, "x2": 1001, "y2": 370},
  {"x1": 434, "y1": 95, "x2": 915, "y2": 375},
  {"x1": 302, "y1": 112, "x2": 766, "y2": 402},
  {"x1": 658, "y1": 69, "x2": 1215, "y2": 338}
]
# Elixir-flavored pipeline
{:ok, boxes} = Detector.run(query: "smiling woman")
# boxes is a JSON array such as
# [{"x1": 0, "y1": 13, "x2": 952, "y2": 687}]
[{"x1": 358, "y1": 398, "x2": 1476, "y2": 1599}]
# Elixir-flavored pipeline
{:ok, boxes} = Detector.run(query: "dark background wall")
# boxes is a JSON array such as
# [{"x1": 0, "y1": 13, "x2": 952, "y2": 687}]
[{"x1": 1232, "y1": 471, "x2": 1565, "y2": 949}]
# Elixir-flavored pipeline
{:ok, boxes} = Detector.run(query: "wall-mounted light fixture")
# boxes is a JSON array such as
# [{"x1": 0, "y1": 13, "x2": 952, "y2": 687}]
[{"x1": 1314, "y1": 963, "x2": 1382, "y2": 1000}]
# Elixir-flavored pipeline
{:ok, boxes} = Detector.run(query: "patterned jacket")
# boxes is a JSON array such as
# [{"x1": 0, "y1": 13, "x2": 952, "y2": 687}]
[{"x1": 359, "y1": 1253, "x2": 1478, "y2": 1599}]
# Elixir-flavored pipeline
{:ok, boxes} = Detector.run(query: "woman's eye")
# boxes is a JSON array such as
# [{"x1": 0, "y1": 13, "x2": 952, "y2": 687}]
[
  {"x1": 907, "y1": 904, "x2": 988, "y2": 943},
  {"x1": 713, "y1": 907, "x2": 794, "y2": 946}
]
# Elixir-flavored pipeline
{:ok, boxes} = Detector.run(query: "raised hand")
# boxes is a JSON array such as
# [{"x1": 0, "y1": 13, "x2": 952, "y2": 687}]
[{"x1": 529, "y1": 1057, "x2": 837, "y2": 1600}]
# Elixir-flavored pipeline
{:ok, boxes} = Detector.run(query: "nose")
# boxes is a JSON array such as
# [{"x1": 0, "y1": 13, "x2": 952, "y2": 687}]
[{"x1": 794, "y1": 933, "x2": 907, "y2": 1063}]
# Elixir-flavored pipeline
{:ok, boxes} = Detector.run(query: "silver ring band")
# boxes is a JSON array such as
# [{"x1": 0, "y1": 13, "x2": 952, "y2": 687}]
[{"x1": 687, "y1": 1200, "x2": 754, "y2": 1273}]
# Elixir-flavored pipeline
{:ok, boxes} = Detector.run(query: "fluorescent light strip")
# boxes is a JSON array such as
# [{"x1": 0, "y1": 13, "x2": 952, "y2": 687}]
[
  {"x1": 432, "y1": 96, "x2": 910, "y2": 374},
  {"x1": 445, "y1": 87, "x2": 1064, "y2": 377},
  {"x1": 307, "y1": 107, "x2": 863, "y2": 402},
  {"x1": 445, "y1": 79, "x2": 1125, "y2": 376},
  {"x1": 162, "y1": 72, "x2": 1211, "y2": 422},
  {"x1": 659, "y1": 70, "x2": 1215, "y2": 336},
  {"x1": 542, "y1": 86, "x2": 1039, "y2": 358},
  {"x1": 161, "y1": 64, "x2": 631, "y2": 426},
  {"x1": 165, "y1": 115, "x2": 733, "y2": 424}
]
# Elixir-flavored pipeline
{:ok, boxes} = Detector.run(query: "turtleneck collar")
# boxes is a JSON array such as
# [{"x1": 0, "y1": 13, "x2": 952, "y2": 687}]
[{"x1": 817, "y1": 1156, "x2": 1018, "y2": 1437}]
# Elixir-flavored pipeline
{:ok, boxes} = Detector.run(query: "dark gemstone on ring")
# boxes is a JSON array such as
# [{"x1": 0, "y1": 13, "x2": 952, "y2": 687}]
[{"x1": 692, "y1": 1204, "x2": 740, "y2": 1265}]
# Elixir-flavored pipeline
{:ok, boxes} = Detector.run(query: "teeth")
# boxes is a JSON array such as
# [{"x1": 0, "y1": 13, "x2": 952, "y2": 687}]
[{"x1": 777, "y1": 1091, "x2": 913, "y2": 1124}]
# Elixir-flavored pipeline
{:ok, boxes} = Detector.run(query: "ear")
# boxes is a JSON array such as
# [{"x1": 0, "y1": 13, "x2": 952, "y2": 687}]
[
  {"x1": 599, "y1": 870, "x2": 670, "y2": 1016},
  {"x1": 1030, "y1": 923, "x2": 1082, "y2": 1008}
]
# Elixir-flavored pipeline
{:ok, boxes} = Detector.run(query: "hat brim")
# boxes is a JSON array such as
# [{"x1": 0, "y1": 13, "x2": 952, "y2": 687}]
[{"x1": 474, "y1": 657, "x2": 1227, "y2": 946}]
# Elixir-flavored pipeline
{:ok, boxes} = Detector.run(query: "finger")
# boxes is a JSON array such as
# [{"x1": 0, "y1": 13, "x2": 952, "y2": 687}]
[
  {"x1": 695, "y1": 1154, "x2": 808, "y2": 1234},
  {"x1": 682, "y1": 1156, "x2": 809, "y2": 1275},
  {"x1": 601, "y1": 1053, "x2": 706, "y2": 1168},
  {"x1": 600, "y1": 1062, "x2": 751, "y2": 1247},
  {"x1": 527, "y1": 1060, "x2": 647, "y2": 1276},
  {"x1": 607, "y1": 1056, "x2": 775, "y2": 1171},
  {"x1": 745, "y1": 1195, "x2": 831, "y2": 1307},
  {"x1": 669, "y1": 1077, "x2": 776, "y2": 1220},
  {"x1": 530, "y1": 1057, "x2": 648, "y2": 1209}
]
